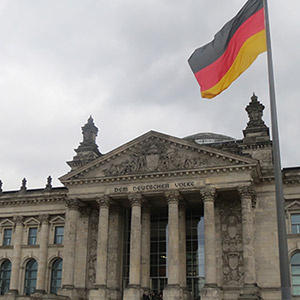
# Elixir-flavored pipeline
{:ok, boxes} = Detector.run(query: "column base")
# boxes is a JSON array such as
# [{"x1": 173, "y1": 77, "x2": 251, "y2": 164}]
[
  {"x1": 123, "y1": 285, "x2": 141, "y2": 300},
  {"x1": 163, "y1": 284, "x2": 183, "y2": 300},
  {"x1": 200, "y1": 284, "x2": 222, "y2": 300},
  {"x1": 238, "y1": 283, "x2": 261, "y2": 300},
  {"x1": 89, "y1": 285, "x2": 108, "y2": 300}
]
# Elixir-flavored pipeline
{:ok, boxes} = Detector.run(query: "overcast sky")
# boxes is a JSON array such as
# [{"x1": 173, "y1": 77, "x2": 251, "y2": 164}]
[{"x1": 0, "y1": 0, "x2": 299, "y2": 191}]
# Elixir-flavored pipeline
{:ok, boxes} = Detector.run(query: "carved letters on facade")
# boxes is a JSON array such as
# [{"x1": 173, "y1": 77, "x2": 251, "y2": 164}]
[
  {"x1": 104, "y1": 139, "x2": 212, "y2": 176},
  {"x1": 219, "y1": 199, "x2": 244, "y2": 286}
]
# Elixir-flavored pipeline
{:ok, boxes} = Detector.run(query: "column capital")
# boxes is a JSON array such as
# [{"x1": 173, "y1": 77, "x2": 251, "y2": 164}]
[
  {"x1": 128, "y1": 193, "x2": 144, "y2": 207},
  {"x1": 13, "y1": 216, "x2": 23, "y2": 225},
  {"x1": 237, "y1": 185, "x2": 256, "y2": 207},
  {"x1": 38, "y1": 214, "x2": 49, "y2": 224},
  {"x1": 165, "y1": 190, "x2": 182, "y2": 204},
  {"x1": 66, "y1": 198, "x2": 82, "y2": 210},
  {"x1": 96, "y1": 195, "x2": 111, "y2": 208},
  {"x1": 200, "y1": 188, "x2": 216, "y2": 202}
]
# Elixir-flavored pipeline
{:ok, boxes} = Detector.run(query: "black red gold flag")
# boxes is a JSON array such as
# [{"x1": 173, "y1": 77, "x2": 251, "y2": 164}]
[{"x1": 188, "y1": 0, "x2": 266, "y2": 99}]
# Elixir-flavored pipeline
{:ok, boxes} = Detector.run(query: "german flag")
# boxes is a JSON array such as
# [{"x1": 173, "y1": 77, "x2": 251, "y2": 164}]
[{"x1": 188, "y1": 0, "x2": 267, "y2": 99}]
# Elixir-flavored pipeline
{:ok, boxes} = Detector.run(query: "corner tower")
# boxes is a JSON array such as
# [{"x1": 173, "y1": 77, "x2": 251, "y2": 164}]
[
  {"x1": 241, "y1": 94, "x2": 273, "y2": 176},
  {"x1": 67, "y1": 116, "x2": 102, "y2": 170}
]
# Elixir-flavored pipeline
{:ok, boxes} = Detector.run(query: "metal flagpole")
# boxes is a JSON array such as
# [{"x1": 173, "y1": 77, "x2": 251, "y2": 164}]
[{"x1": 263, "y1": 0, "x2": 292, "y2": 299}]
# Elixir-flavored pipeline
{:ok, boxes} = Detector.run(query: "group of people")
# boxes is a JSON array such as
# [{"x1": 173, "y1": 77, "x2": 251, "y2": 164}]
[{"x1": 142, "y1": 292, "x2": 163, "y2": 300}]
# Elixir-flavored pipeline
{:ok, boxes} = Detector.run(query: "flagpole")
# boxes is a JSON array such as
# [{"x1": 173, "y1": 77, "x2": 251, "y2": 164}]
[{"x1": 263, "y1": 0, "x2": 292, "y2": 299}]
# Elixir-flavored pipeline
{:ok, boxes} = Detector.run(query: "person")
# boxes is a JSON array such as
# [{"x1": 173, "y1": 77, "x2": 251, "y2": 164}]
[{"x1": 142, "y1": 293, "x2": 150, "y2": 300}]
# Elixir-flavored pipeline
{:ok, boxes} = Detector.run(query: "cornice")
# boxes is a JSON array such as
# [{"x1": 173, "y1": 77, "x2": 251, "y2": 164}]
[
  {"x1": 238, "y1": 141, "x2": 272, "y2": 150},
  {"x1": 62, "y1": 164, "x2": 258, "y2": 186},
  {"x1": 283, "y1": 179, "x2": 300, "y2": 185},
  {"x1": 0, "y1": 194, "x2": 67, "y2": 206}
]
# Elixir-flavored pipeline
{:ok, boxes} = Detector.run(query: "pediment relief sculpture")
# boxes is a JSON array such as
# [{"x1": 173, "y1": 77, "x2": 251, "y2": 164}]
[
  {"x1": 61, "y1": 132, "x2": 257, "y2": 182},
  {"x1": 103, "y1": 139, "x2": 245, "y2": 176}
]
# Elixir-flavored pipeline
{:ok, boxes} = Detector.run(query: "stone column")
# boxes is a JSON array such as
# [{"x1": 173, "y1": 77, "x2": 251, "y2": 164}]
[
  {"x1": 9, "y1": 216, "x2": 23, "y2": 294},
  {"x1": 36, "y1": 214, "x2": 50, "y2": 294},
  {"x1": 179, "y1": 201, "x2": 187, "y2": 297},
  {"x1": 107, "y1": 206, "x2": 123, "y2": 300},
  {"x1": 200, "y1": 188, "x2": 221, "y2": 300},
  {"x1": 61, "y1": 199, "x2": 80, "y2": 291},
  {"x1": 89, "y1": 195, "x2": 110, "y2": 300},
  {"x1": 141, "y1": 202, "x2": 151, "y2": 293},
  {"x1": 163, "y1": 191, "x2": 182, "y2": 300},
  {"x1": 238, "y1": 186, "x2": 259, "y2": 299},
  {"x1": 74, "y1": 207, "x2": 90, "y2": 289},
  {"x1": 123, "y1": 193, "x2": 143, "y2": 300}
]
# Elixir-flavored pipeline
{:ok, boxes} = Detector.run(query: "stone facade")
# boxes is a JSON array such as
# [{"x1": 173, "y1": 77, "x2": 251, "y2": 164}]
[{"x1": 0, "y1": 94, "x2": 299, "y2": 300}]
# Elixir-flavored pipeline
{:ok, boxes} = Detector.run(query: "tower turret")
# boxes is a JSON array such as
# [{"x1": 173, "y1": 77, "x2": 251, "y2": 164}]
[
  {"x1": 67, "y1": 116, "x2": 102, "y2": 170},
  {"x1": 243, "y1": 93, "x2": 270, "y2": 143},
  {"x1": 241, "y1": 93, "x2": 273, "y2": 176}
]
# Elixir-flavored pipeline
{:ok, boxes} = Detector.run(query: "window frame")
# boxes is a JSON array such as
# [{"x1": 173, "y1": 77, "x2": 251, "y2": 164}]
[
  {"x1": 0, "y1": 260, "x2": 11, "y2": 295},
  {"x1": 54, "y1": 226, "x2": 64, "y2": 245},
  {"x1": 50, "y1": 258, "x2": 63, "y2": 294},
  {"x1": 291, "y1": 252, "x2": 300, "y2": 296},
  {"x1": 2, "y1": 228, "x2": 12, "y2": 246},
  {"x1": 24, "y1": 259, "x2": 38, "y2": 296},
  {"x1": 291, "y1": 213, "x2": 300, "y2": 234},
  {"x1": 27, "y1": 227, "x2": 38, "y2": 246}
]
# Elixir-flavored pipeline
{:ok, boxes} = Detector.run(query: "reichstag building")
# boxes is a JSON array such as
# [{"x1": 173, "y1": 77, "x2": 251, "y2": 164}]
[{"x1": 0, "y1": 94, "x2": 299, "y2": 300}]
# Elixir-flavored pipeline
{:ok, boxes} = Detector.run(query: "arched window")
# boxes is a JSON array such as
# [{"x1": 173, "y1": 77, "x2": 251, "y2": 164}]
[
  {"x1": 50, "y1": 258, "x2": 63, "y2": 294},
  {"x1": 24, "y1": 259, "x2": 37, "y2": 295},
  {"x1": 291, "y1": 252, "x2": 300, "y2": 295},
  {"x1": 0, "y1": 260, "x2": 11, "y2": 295}
]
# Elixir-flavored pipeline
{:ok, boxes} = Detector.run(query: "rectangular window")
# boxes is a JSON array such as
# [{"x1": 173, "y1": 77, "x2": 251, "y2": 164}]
[
  {"x1": 54, "y1": 226, "x2": 64, "y2": 244},
  {"x1": 28, "y1": 228, "x2": 38, "y2": 245},
  {"x1": 291, "y1": 214, "x2": 300, "y2": 234},
  {"x1": 3, "y1": 229, "x2": 12, "y2": 246}
]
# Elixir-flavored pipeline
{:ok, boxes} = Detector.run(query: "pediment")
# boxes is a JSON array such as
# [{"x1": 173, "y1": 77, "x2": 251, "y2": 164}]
[
  {"x1": 0, "y1": 219, "x2": 14, "y2": 228},
  {"x1": 286, "y1": 200, "x2": 300, "y2": 211},
  {"x1": 49, "y1": 216, "x2": 65, "y2": 225},
  {"x1": 60, "y1": 131, "x2": 258, "y2": 183},
  {"x1": 23, "y1": 217, "x2": 40, "y2": 227}
]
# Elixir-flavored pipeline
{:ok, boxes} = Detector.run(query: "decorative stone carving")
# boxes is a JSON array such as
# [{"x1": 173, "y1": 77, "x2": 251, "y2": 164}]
[
  {"x1": 219, "y1": 198, "x2": 244, "y2": 286},
  {"x1": 103, "y1": 139, "x2": 212, "y2": 176},
  {"x1": 67, "y1": 116, "x2": 102, "y2": 171},
  {"x1": 87, "y1": 210, "x2": 99, "y2": 287},
  {"x1": 128, "y1": 193, "x2": 144, "y2": 207},
  {"x1": 245, "y1": 94, "x2": 267, "y2": 129},
  {"x1": 38, "y1": 214, "x2": 49, "y2": 224},
  {"x1": 243, "y1": 94, "x2": 270, "y2": 142},
  {"x1": 65, "y1": 198, "x2": 82, "y2": 210},
  {"x1": 96, "y1": 195, "x2": 111, "y2": 208},
  {"x1": 45, "y1": 176, "x2": 52, "y2": 191},
  {"x1": 13, "y1": 216, "x2": 23, "y2": 225},
  {"x1": 165, "y1": 190, "x2": 182, "y2": 204},
  {"x1": 237, "y1": 185, "x2": 256, "y2": 208},
  {"x1": 200, "y1": 188, "x2": 216, "y2": 202},
  {"x1": 20, "y1": 178, "x2": 27, "y2": 192}
]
